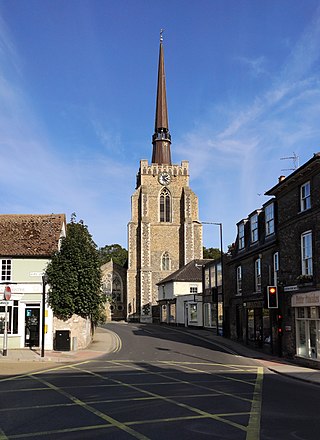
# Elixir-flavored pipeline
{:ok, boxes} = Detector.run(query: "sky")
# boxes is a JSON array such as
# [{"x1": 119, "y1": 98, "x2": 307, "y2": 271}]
[{"x1": 1, "y1": 0, "x2": 320, "y2": 251}]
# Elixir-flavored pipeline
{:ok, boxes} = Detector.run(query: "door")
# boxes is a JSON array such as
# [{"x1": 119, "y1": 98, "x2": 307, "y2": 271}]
[{"x1": 25, "y1": 307, "x2": 40, "y2": 347}]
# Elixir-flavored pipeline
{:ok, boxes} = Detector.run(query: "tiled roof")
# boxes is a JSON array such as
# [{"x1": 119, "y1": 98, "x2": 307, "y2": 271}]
[
  {"x1": 0, "y1": 214, "x2": 66, "y2": 257},
  {"x1": 158, "y1": 259, "x2": 212, "y2": 285}
]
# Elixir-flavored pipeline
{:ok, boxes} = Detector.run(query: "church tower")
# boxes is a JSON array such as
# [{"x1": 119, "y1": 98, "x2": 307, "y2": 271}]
[{"x1": 127, "y1": 33, "x2": 203, "y2": 323}]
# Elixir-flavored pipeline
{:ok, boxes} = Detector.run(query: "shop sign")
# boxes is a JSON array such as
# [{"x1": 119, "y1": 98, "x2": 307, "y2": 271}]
[
  {"x1": 284, "y1": 285, "x2": 298, "y2": 292},
  {"x1": 291, "y1": 291, "x2": 320, "y2": 307},
  {"x1": 244, "y1": 300, "x2": 264, "y2": 308}
]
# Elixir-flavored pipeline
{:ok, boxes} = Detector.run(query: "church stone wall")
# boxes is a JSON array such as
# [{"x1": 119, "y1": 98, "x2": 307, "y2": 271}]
[{"x1": 127, "y1": 159, "x2": 203, "y2": 322}]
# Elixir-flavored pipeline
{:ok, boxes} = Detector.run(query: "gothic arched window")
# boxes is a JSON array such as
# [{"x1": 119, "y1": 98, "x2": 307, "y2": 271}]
[
  {"x1": 162, "y1": 252, "x2": 171, "y2": 271},
  {"x1": 160, "y1": 188, "x2": 171, "y2": 222},
  {"x1": 112, "y1": 274, "x2": 122, "y2": 302}
]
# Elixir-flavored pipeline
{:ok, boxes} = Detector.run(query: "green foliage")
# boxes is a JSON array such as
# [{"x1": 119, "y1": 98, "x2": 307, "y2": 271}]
[
  {"x1": 203, "y1": 246, "x2": 222, "y2": 260},
  {"x1": 98, "y1": 243, "x2": 128, "y2": 267},
  {"x1": 46, "y1": 217, "x2": 105, "y2": 326}
]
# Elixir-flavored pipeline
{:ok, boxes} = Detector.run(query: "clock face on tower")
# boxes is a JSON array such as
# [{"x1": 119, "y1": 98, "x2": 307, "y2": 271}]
[{"x1": 158, "y1": 171, "x2": 171, "y2": 185}]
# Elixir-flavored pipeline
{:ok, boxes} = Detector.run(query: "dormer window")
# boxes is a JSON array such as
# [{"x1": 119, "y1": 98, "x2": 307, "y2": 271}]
[
  {"x1": 265, "y1": 203, "x2": 274, "y2": 235},
  {"x1": 238, "y1": 223, "x2": 245, "y2": 249},
  {"x1": 300, "y1": 182, "x2": 311, "y2": 212},
  {"x1": 251, "y1": 214, "x2": 258, "y2": 243}
]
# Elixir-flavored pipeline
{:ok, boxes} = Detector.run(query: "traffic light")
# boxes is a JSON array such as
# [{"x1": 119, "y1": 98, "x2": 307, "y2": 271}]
[
  {"x1": 277, "y1": 314, "x2": 283, "y2": 336},
  {"x1": 267, "y1": 286, "x2": 278, "y2": 308}
]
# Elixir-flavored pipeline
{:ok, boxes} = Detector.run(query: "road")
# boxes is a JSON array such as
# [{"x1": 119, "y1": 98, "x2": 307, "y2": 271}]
[{"x1": 0, "y1": 322, "x2": 320, "y2": 439}]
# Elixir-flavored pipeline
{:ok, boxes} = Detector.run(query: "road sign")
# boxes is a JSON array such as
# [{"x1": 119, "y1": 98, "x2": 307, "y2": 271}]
[{"x1": 4, "y1": 286, "x2": 11, "y2": 301}]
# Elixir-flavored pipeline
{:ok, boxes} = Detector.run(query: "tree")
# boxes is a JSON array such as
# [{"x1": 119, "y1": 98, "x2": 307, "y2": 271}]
[
  {"x1": 203, "y1": 246, "x2": 221, "y2": 260},
  {"x1": 98, "y1": 243, "x2": 128, "y2": 267},
  {"x1": 46, "y1": 215, "x2": 105, "y2": 327}
]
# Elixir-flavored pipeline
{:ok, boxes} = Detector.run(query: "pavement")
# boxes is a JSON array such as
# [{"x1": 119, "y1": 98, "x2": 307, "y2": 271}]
[{"x1": 1, "y1": 324, "x2": 320, "y2": 387}]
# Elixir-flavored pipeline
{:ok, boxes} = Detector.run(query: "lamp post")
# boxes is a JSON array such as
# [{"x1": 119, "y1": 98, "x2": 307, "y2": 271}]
[
  {"x1": 195, "y1": 221, "x2": 224, "y2": 335},
  {"x1": 41, "y1": 274, "x2": 48, "y2": 358}
]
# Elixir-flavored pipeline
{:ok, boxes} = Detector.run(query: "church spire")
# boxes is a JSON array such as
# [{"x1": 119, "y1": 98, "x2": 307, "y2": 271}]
[{"x1": 152, "y1": 30, "x2": 172, "y2": 165}]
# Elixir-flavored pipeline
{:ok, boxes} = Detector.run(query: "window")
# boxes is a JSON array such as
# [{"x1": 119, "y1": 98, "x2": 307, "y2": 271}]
[
  {"x1": 160, "y1": 188, "x2": 171, "y2": 222},
  {"x1": 0, "y1": 300, "x2": 18, "y2": 335},
  {"x1": 205, "y1": 268, "x2": 210, "y2": 289},
  {"x1": 1, "y1": 259, "x2": 11, "y2": 281},
  {"x1": 210, "y1": 265, "x2": 216, "y2": 288},
  {"x1": 216, "y1": 263, "x2": 222, "y2": 286},
  {"x1": 236, "y1": 266, "x2": 242, "y2": 295},
  {"x1": 255, "y1": 258, "x2": 261, "y2": 292},
  {"x1": 112, "y1": 275, "x2": 122, "y2": 302},
  {"x1": 273, "y1": 252, "x2": 279, "y2": 285},
  {"x1": 265, "y1": 203, "x2": 274, "y2": 235},
  {"x1": 300, "y1": 182, "x2": 311, "y2": 212},
  {"x1": 251, "y1": 215, "x2": 258, "y2": 243},
  {"x1": 190, "y1": 286, "x2": 198, "y2": 295},
  {"x1": 161, "y1": 252, "x2": 171, "y2": 271},
  {"x1": 301, "y1": 231, "x2": 313, "y2": 275},
  {"x1": 238, "y1": 223, "x2": 245, "y2": 249}
]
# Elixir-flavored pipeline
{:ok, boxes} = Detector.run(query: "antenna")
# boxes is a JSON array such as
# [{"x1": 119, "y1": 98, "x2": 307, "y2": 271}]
[{"x1": 280, "y1": 152, "x2": 299, "y2": 172}]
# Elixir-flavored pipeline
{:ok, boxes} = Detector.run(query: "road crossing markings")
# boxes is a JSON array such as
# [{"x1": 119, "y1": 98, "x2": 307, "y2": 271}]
[
  {"x1": 246, "y1": 366, "x2": 264, "y2": 440},
  {"x1": 29, "y1": 374, "x2": 150, "y2": 440},
  {"x1": 0, "y1": 360, "x2": 92, "y2": 383},
  {"x1": 72, "y1": 362, "x2": 250, "y2": 433},
  {"x1": 162, "y1": 361, "x2": 257, "y2": 387},
  {"x1": 109, "y1": 360, "x2": 254, "y2": 404}
]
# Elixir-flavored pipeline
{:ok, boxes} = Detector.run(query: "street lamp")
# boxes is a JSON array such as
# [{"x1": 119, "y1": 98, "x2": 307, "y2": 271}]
[
  {"x1": 41, "y1": 274, "x2": 48, "y2": 357},
  {"x1": 194, "y1": 221, "x2": 224, "y2": 335}
]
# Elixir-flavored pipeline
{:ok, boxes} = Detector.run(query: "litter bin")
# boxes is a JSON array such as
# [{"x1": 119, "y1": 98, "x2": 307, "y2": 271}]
[{"x1": 55, "y1": 330, "x2": 71, "y2": 351}]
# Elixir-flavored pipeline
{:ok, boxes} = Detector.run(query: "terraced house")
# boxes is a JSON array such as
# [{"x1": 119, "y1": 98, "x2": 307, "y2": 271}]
[{"x1": 227, "y1": 153, "x2": 320, "y2": 366}]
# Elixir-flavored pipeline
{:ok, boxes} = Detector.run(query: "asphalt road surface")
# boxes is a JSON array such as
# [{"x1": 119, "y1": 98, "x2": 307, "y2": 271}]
[{"x1": 1, "y1": 322, "x2": 320, "y2": 439}]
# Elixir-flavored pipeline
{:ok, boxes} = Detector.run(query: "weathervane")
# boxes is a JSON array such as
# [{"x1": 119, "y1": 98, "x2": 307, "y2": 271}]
[{"x1": 160, "y1": 29, "x2": 164, "y2": 43}]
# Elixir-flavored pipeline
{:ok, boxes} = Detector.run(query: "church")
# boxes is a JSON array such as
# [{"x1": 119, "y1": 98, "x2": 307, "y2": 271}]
[{"x1": 126, "y1": 34, "x2": 203, "y2": 323}]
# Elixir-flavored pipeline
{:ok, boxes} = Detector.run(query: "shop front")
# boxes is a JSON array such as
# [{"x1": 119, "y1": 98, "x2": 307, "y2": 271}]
[
  {"x1": 244, "y1": 299, "x2": 271, "y2": 350},
  {"x1": 292, "y1": 291, "x2": 320, "y2": 361}
]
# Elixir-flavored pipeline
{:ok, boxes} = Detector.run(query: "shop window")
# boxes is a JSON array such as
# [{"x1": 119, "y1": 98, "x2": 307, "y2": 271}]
[
  {"x1": 189, "y1": 303, "x2": 198, "y2": 323},
  {"x1": 301, "y1": 231, "x2": 313, "y2": 276},
  {"x1": 300, "y1": 181, "x2": 311, "y2": 212},
  {"x1": 0, "y1": 301, "x2": 19, "y2": 335},
  {"x1": 295, "y1": 306, "x2": 320, "y2": 359}
]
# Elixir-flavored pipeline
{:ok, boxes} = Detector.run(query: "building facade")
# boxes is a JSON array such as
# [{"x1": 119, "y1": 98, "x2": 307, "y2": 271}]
[
  {"x1": 0, "y1": 214, "x2": 66, "y2": 350},
  {"x1": 265, "y1": 153, "x2": 320, "y2": 363},
  {"x1": 158, "y1": 259, "x2": 211, "y2": 327},
  {"x1": 227, "y1": 200, "x2": 279, "y2": 354},
  {"x1": 127, "y1": 37, "x2": 203, "y2": 323}
]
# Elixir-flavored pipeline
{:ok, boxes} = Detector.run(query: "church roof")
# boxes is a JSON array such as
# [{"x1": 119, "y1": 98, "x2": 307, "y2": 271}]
[
  {"x1": 0, "y1": 214, "x2": 66, "y2": 257},
  {"x1": 157, "y1": 259, "x2": 212, "y2": 285}
]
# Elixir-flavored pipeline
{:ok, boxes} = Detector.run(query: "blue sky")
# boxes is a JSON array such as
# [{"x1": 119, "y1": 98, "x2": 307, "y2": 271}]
[{"x1": 1, "y1": 1, "x2": 320, "y2": 251}]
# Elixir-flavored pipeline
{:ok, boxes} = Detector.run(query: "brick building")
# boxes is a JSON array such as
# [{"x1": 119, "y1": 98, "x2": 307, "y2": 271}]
[
  {"x1": 227, "y1": 152, "x2": 320, "y2": 365},
  {"x1": 227, "y1": 200, "x2": 279, "y2": 355},
  {"x1": 265, "y1": 152, "x2": 320, "y2": 363}
]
